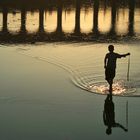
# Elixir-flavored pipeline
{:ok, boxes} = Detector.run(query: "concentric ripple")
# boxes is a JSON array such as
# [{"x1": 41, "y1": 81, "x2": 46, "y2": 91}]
[
  {"x1": 73, "y1": 79, "x2": 136, "y2": 96},
  {"x1": 15, "y1": 44, "x2": 140, "y2": 97}
]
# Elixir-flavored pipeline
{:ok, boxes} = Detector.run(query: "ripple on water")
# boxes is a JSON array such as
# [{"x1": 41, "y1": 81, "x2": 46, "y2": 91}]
[
  {"x1": 71, "y1": 77, "x2": 138, "y2": 97},
  {"x1": 87, "y1": 80, "x2": 137, "y2": 96},
  {"x1": 15, "y1": 45, "x2": 140, "y2": 97}
]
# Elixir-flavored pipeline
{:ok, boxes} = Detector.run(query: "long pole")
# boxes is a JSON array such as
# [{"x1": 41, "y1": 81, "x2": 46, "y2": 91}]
[{"x1": 127, "y1": 55, "x2": 130, "y2": 81}]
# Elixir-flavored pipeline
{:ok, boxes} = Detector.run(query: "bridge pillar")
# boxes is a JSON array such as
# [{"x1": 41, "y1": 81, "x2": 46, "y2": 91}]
[
  {"x1": 128, "y1": 0, "x2": 135, "y2": 36},
  {"x1": 39, "y1": 8, "x2": 45, "y2": 32},
  {"x1": 20, "y1": 8, "x2": 27, "y2": 33},
  {"x1": 74, "y1": 0, "x2": 81, "y2": 35},
  {"x1": 109, "y1": 0, "x2": 117, "y2": 36},
  {"x1": 92, "y1": 0, "x2": 99, "y2": 35},
  {"x1": 56, "y1": 1, "x2": 63, "y2": 34},
  {"x1": 2, "y1": 7, "x2": 8, "y2": 33}
]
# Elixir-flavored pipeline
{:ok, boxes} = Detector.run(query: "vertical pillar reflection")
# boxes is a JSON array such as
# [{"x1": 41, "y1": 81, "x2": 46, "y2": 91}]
[
  {"x1": 128, "y1": 0, "x2": 135, "y2": 36},
  {"x1": 74, "y1": 0, "x2": 81, "y2": 35},
  {"x1": 92, "y1": 0, "x2": 99, "y2": 35},
  {"x1": 39, "y1": 8, "x2": 44, "y2": 32},
  {"x1": 20, "y1": 8, "x2": 27, "y2": 33},
  {"x1": 109, "y1": 0, "x2": 117, "y2": 36},
  {"x1": 56, "y1": 1, "x2": 63, "y2": 34},
  {"x1": 2, "y1": 7, "x2": 8, "y2": 33}
]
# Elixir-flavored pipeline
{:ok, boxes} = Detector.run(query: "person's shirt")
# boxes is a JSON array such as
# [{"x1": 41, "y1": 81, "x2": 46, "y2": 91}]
[{"x1": 105, "y1": 52, "x2": 122, "y2": 69}]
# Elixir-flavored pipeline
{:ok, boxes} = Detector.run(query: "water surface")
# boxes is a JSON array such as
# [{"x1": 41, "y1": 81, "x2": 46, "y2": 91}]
[
  {"x1": 0, "y1": 42, "x2": 140, "y2": 139},
  {"x1": 0, "y1": 0, "x2": 140, "y2": 139}
]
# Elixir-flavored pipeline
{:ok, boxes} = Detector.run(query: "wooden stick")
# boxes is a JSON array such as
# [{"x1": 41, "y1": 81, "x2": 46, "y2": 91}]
[{"x1": 127, "y1": 55, "x2": 130, "y2": 81}]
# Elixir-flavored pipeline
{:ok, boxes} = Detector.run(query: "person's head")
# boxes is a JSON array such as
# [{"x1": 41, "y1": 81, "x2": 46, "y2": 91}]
[
  {"x1": 106, "y1": 127, "x2": 112, "y2": 135},
  {"x1": 108, "y1": 45, "x2": 114, "y2": 52}
]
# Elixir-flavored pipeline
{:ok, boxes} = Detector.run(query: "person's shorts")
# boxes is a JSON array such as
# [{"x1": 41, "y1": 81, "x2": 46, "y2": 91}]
[{"x1": 105, "y1": 68, "x2": 115, "y2": 81}]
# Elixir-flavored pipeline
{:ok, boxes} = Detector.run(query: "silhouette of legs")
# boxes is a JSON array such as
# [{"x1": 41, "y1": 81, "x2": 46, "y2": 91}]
[
  {"x1": 107, "y1": 79, "x2": 113, "y2": 94},
  {"x1": 105, "y1": 68, "x2": 115, "y2": 94}
]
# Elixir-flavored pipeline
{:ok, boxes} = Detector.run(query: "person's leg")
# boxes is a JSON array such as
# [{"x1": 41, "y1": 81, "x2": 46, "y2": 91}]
[
  {"x1": 105, "y1": 68, "x2": 113, "y2": 94},
  {"x1": 109, "y1": 79, "x2": 113, "y2": 94},
  {"x1": 109, "y1": 69, "x2": 115, "y2": 94}
]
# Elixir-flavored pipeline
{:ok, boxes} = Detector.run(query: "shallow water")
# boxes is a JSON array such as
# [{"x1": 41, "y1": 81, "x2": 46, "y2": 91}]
[
  {"x1": 0, "y1": 42, "x2": 140, "y2": 139},
  {"x1": 0, "y1": 0, "x2": 140, "y2": 139},
  {"x1": 9, "y1": 42, "x2": 140, "y2": 96}
]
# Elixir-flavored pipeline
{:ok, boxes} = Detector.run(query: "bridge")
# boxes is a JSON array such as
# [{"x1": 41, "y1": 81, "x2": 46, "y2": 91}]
[{"x1": 0, "y1": 0, "x2": 138, "y2": 43}]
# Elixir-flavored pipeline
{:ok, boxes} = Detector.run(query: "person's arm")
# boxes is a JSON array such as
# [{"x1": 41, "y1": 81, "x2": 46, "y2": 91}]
[
  {"x1": 104, "y1": 54, "x2": 108, "y2": 68},
  {"x1": 118, "y1": 53, "x2": 130, "y2": 58},
  {"x1": 114, "y1": 123, "x2": 128, "y2": 132}
]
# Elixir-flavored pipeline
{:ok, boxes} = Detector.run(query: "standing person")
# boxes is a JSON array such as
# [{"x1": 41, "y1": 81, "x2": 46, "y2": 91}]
[{"x1": 104, "y1": 45, "x2": 130, "y2": 92}]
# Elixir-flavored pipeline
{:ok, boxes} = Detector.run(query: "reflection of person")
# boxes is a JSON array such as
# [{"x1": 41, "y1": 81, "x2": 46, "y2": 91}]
[
  {"x1": 104, "y1": 45, "x2": 130, "y2": 92},
  {"x1": 103, "y1": 94, "x2": 128, "y2": 135}
]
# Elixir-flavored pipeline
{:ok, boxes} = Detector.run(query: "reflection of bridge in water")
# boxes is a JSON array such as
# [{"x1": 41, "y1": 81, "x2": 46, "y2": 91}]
[{"x1": 0, "y1": 0, "x2": 139, "y2": 43}]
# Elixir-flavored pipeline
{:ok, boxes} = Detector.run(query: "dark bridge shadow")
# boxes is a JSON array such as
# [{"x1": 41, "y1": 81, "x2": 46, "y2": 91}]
[{"x1": 0, "y1": 0, "x2": 139, "y2": 43}]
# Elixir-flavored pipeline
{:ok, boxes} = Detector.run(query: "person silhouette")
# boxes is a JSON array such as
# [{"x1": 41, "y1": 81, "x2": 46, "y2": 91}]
[
  {"x1": 103, "y1": 94, "x2": 128, "y2": 135},
  {"x1": 104, "y1": 45, "x2": 130, "y2": 92}
]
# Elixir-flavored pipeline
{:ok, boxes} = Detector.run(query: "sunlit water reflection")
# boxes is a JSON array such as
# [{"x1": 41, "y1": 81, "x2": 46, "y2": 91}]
[
  {"x1": 5, "y1": 42, "x2": 140, "y2": 97},
  {"x1": 84, "y1": 80, "x2": 136, "y2": 96},
  {"x1": 0, "y1": 5, "x2": 140, "y2": 36}
]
